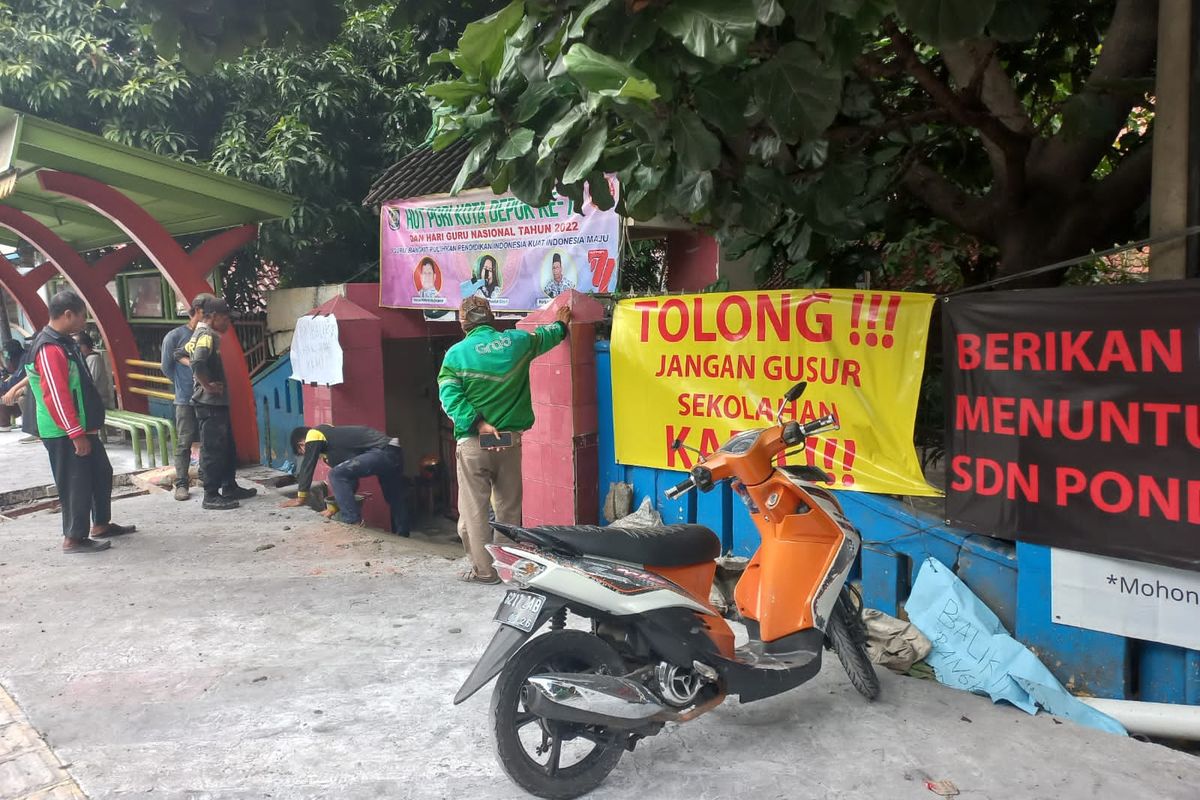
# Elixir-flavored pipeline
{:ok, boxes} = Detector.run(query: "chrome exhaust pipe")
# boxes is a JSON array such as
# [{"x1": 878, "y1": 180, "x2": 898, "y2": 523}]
[{"x1": 524, "y1": 674, "x2": 667, "y2": 730}]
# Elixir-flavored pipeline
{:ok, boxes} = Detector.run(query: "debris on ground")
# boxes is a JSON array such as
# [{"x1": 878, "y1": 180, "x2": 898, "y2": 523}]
[
  {"x1": 863, "y1": 608, "x2": 931, "y2": 672},
  {"x1": 925, "y1": 779, "x2": 960, "y2": 796},
  {"x1": 905, "y1": 557, "x2": 1126, "y2": 735},
  {"x1": 254, "y1": 544, "x2": 275, "y2": 553},
  {"x1": 602, "y1": 482, "x2": 633, "y2": 523},
  {"x1": 609, "y1": 496, "x2": 662, "y2": 528}
]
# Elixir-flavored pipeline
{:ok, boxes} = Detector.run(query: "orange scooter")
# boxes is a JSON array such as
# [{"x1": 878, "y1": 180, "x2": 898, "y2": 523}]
[{"x1": 455, "y1": 382, "x2": 878, "y2": 799}]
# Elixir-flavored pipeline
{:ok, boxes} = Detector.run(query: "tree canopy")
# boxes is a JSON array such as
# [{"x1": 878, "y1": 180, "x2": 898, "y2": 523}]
[
  {"x1": 1, "y1": 0, "x2": 431, "y2": 286},
  {"x1": 93, "y1": 0, "x2": 1162, "y2": 288}
]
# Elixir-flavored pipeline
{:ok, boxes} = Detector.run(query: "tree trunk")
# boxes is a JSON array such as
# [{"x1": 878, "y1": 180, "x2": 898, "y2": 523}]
[{"x1": 991, "y1": 199, "x2": 1097, "y2": 288}]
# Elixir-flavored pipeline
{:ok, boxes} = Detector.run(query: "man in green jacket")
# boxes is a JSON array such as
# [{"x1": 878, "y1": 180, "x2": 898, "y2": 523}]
[{"x1": 438, "y1": 295, "x2": 571, "y2": 583}]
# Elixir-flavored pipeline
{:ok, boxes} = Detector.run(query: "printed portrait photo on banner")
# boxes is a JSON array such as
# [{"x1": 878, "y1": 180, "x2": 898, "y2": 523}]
[
  {"x1": 473, "y1": 253, "x2": 508, "y2": 305},
  {"x1": 543, "y1": 251, "x2": 576, "y2": 299},
  {"x1": 412, "y1": 256, "x2": 446, "y2": 305}
]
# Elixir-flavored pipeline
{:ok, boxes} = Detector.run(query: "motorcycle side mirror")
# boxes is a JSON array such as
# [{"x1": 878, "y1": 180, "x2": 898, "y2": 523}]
[{"x1": 784, "y1": 382, "x2": 807, "y2": 403}]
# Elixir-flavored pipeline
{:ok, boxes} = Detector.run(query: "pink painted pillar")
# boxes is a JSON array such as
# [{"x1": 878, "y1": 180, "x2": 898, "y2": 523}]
[
  {"x1": 519, "y1": 290, "x2": 605, "y2": 528},
  {"x1": 298, "y1": 295, "x2": 392, "y2": 531},
  {"x1": 665, "y1": 231, "x2": 720, "y2": 292}
]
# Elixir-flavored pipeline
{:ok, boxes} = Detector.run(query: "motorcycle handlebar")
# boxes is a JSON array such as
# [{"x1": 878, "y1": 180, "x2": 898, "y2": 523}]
[
  {"x1": 664, "y1": 477, "x2": 695, "y2": 500},
  {"x1": 801, "y1": 414, "x2": 840, "y2": 437}
]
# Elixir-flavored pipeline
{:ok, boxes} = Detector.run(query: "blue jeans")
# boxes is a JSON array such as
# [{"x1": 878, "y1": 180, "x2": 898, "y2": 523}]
[{"x1": 327, "y1": 446, "x2": 410, "y2": 534}]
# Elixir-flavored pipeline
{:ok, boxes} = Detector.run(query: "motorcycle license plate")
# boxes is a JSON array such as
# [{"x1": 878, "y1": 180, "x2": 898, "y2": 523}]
[{"x1": 494, "y1": 590, "x2": 545, "y2": 632}]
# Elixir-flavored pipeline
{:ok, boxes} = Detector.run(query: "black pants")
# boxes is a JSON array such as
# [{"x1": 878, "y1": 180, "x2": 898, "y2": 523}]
[
  {"x1": 327, "y1": 445, "x2": 410, "y2": 533},
  {"x1": 194, "y1": 404, "x2": 236, "y2": 496},
  {"x1": 44, "y1": 434, "x2": 113, "y2": 541}
]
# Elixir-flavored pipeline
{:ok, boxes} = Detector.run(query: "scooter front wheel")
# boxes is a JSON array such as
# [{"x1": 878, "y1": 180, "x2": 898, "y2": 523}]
[
  {"x1": 490, "y1": 630, "x2": 627, "y2": 800},
  {"x1": 828, "y1": 588, "x2": 881, "y2": 700}
]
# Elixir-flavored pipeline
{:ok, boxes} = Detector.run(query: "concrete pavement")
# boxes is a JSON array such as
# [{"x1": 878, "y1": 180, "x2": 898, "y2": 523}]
[{"x1": 1, "y1": 477, "x2": 1198, "y2": 799}]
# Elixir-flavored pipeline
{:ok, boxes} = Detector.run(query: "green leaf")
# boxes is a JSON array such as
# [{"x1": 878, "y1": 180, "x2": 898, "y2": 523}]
[
  {"x1": 737, "y1": 165, "x2": 787, "y2": 233},
  {"x1": 431, "y1": 129, "x2": 463, "y2": 151},
  {"x1": 491, "y1": 162, "x2": 513, "y2": 195},
  {"x1": 720, "y1": 232, "x2": 761, "y2": 260},
  {"x1": 754, "y1": 0, "x2": 786, "y2": 26},
  {"x1": 538, "y1": 105, "x2": 587, "y2": 159},
  {"x1": 612, "y1": 77, "x2": 660, "y2": 101},
  {"x1": 563, "y1": 43, "x2": 659, "y2": 99},
  {"x1": 425, "y1": 79, "x2": 485, "y2": 105},
  {"x1": 599, "y1": 141, "x2": 640, "y2": 173},
  {"x1": 509, "y1": 152, "x2": 556, "y2": 206},
  {"x1": 751, "y1": 41, "x2": 843, "y2": 143},
  {"x1": 987, "y1": 0, "x2": 1051, "y2": 43},
  {"x1": 568, "y1": 0, "x2": 617, "y2": 39},
  {"x1": 782, "y1": 0, "x2": 826, "y2": 40},
  {"x1": 675, "y1": 169, "x2": 714, "y2": 214},
  {"x1": 456, "y1": 0, "x2": 524, "y2": 79},
  {"x1": 660, "y1": 0, "x2": 758, "y2": 65},
  {"x1": 692, "y1": 77, "x2": 747, "y2": 137},
  {"x1": 587, "y1": 171, "x2": 616, "y2": 211},
  {"x1": 564, "y1": 120, "x2": 609, "y2": 183},
  {"x1": 496, "y1": 127, "x2": 535, "y2": 160},
  {"x1": 671, "y1": 108, "x2": 721, "y2": 172},
  {"x1": 786, "y1": 224, "x2": 813, "y2": 261},
  {"x1": 452, "y1": 135, "x2": 494, "y2": 195},
  {"x1": 894, "y1": 0, "x2": 997, "y2": 45},
  {"x1": 515, "y1": 81, "x2": 560, "y2": 122}
]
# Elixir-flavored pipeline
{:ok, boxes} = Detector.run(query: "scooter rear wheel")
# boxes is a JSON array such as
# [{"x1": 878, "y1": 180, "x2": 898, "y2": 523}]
[
  {"x1": 490, "y1": 630, "x2": 627, "y2": 800},
  {"x1": 828, "y1": 588, "x2": 881, "y2": 700}
]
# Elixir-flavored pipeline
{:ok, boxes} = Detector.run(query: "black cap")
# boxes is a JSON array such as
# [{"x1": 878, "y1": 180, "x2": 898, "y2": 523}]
[
  {"x1": 202, "y1": 296, "x2": 241, "y2": 319},
  {"x1": 190, "y1": 292, "x2": 217, "y2": 312}
]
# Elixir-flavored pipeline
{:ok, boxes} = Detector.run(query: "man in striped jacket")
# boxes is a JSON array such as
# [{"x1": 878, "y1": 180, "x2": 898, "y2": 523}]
[{"x1": 27, "y1": 290, "x2": 136, "y2": 554}]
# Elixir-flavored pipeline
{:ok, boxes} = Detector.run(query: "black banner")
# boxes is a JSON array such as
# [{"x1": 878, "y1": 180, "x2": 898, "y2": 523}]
[{"x1": 943, "y1": 281, "x2": 1200, "y2": 571}]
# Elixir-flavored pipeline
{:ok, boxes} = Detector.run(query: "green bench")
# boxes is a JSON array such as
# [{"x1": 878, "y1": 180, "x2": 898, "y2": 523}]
[{"x1": 105, "y1": 410, "x2": 176, "y2": 470}]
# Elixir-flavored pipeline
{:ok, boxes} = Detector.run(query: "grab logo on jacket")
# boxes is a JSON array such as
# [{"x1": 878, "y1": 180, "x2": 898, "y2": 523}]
[{"x1": 475, "y1": 335, "x2": 513, "y2": 355}]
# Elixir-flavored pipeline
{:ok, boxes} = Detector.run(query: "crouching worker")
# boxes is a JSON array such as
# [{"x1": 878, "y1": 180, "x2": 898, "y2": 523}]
[{"x1": 280, "y1": 424, "x2": 411, "y2": 535}]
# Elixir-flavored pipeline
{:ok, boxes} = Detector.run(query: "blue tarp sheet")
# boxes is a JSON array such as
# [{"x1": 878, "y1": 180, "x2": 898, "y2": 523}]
[{"x1": 906, "y1": 557, "x2": 1126, "y2": 735}]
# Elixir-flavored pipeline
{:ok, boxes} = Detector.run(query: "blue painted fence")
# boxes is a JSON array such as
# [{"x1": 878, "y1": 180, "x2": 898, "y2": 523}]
[
  {"x1": 253, "y1": 354, "x2": 304, "y2": 470},
  {"x1": 595, "y1": 341, "x2": 1199, "y2": 705}
]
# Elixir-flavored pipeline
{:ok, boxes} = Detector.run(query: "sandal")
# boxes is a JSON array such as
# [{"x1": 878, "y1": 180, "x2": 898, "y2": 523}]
[
  {"x1": 91, "y1": 523, "x2": 137, "y2": 539},
  {"x1": 459, "y1": 568, "x2": 501, "y2": 585}
]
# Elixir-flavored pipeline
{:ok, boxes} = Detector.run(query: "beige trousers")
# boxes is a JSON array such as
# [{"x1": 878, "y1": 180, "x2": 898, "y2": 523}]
[{"x1": 455, "y1": 436, "x2": 523, "y2": 577}]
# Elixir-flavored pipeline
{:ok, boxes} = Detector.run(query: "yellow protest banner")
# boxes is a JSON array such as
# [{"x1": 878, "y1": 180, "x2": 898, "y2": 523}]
[{"x1": 611, "y1": 289, "x2": 938, "y2": 496}]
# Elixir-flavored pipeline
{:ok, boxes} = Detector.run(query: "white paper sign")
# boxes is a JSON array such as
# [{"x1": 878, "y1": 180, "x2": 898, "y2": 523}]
[
  {"x1": 289, "y1": 314, "x2": 343, "y2": 385},
  {"x1": 1052, "y1": 548, "x2": 1200, "y2": 651}
]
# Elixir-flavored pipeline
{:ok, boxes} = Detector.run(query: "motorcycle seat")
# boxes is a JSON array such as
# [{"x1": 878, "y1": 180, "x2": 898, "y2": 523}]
[{"x1": 526, "y1": 524, "x2": 721, "y2": 567}]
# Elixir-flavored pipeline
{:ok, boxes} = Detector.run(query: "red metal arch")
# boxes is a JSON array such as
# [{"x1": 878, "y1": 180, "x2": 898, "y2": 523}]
[
  {"x1": 38, "y1": 170, "x2": 260, "y2": 460},
  {"x1": 0, "y1": 258, "x2": 54, "y2": 331},
  {"x1": 0, "y1": 206, "x2": 146, "y2": 412}
]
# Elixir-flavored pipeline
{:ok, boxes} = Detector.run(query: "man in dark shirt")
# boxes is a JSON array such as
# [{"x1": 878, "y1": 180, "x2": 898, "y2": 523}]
[
  {"x1": 161, "y1": 293, "x2": 214, "y2": 500},
  {"x1": 280, "y1": 424, "x2": 410, "y2": 535},
  {"x1": 176, "y1": 297, "x2": 257, "y2": 510}
]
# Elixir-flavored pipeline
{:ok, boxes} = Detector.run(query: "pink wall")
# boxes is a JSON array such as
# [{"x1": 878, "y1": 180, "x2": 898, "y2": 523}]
[
  {"x1": 300, "y1": 295, "x2": 392, "y2": 530},
  {"x1": 519, "y1": 290, "x2": 606, "y2": 528}
]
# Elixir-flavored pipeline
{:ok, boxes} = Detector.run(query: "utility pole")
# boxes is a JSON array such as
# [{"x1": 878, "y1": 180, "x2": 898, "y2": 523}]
[{"x1": 1148, "y1": 0, "x2": 1196, "y2": 280}]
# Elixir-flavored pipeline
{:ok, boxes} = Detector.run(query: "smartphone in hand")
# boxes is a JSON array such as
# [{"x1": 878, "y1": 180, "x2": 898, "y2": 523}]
[{"x1": 479, "y1": 431, "x2": 513, "y2": 449}]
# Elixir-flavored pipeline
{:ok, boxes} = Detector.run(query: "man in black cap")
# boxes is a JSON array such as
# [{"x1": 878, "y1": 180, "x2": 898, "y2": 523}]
[{"x1": 176, "y1": 296, "x2": 257, "y2": 510}]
